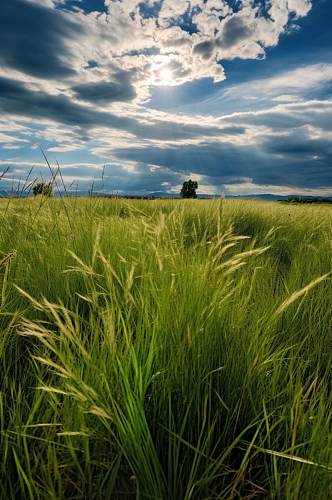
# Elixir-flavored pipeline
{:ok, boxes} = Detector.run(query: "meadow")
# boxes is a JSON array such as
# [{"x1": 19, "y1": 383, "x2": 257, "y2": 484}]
[{"x1": 0, "y1": 196, "x2": 331, "y2": 499}]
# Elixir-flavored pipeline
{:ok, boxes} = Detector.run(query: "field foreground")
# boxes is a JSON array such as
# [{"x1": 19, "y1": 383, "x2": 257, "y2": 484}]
[{"x1": 0, "y1": 197, "x2": 331, "y2": 499}]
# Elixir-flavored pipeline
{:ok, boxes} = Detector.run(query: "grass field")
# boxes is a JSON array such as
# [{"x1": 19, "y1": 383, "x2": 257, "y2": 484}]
[{"x1": 0, "y1": 196, "x2": 331, "y2": 499}]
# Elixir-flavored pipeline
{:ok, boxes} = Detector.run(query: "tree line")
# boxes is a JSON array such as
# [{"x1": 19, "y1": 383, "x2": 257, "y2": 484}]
[{"x1": 31, "y1": 180, "x2": 199, "y2": 198}]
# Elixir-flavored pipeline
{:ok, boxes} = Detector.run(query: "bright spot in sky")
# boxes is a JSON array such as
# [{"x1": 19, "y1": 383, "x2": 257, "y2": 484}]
[
  {"x1": 150, "y1": 61, "x2": 175, "y2": 86},
  {"x1": 158, "y1": 67, "x2": 173, "y2": 85}
]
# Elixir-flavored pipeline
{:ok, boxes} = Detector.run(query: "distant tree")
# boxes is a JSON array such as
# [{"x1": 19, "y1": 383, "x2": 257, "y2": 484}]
[
  {"x1": 180, "y1": 179, "x2": 198, "y2": 199},
  {"x1": 33, "y1": 182, "x2": 53, "y2": 197}
]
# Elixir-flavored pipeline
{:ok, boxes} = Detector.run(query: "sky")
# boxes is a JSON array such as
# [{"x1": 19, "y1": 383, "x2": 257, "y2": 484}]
[{"x1": 0, "y1": 0, "x2": 331, "y2": 196}]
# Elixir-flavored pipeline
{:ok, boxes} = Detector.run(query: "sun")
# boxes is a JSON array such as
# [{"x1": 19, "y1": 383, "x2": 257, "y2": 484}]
[
  {"x1": 158, "y1": 67, "x2": 174, "y2": 85},
  {"x1": 151, "y1": 62, "x2": 175, "y2": 86}
]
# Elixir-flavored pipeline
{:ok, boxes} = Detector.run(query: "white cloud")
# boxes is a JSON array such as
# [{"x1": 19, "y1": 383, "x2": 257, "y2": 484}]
[
  {"x1": 47, "y1": 144, "x2": 82, "y2": 153},
  {"x1": 4, "y1": 0, "x2": 313, "y2": 101},
  {"x1": 256, "y1": 63, "x2": 332, "y2": 92},
  {"x1": 224, "y1": 182, "x2": 332, "y2": 197},
  {"x1": 0, "y1": 132, "x2": 29, "y2": 144},
  {"x1": 194, "y1": 63, "x2": 332, "y2": 116}
]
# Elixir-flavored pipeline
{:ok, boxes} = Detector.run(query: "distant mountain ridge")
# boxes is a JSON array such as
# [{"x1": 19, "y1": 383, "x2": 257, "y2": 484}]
[
  {"x1": 1, "y1": 190, "x2": 331, "y2": 202},
  {"x1": 227, "y1": 194, "x2": 332, "y2": 202}
]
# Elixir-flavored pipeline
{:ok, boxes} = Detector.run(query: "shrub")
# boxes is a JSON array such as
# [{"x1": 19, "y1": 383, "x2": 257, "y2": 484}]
[{"x1": 32, "y1": 182, "x2": 53, "y2": 197}]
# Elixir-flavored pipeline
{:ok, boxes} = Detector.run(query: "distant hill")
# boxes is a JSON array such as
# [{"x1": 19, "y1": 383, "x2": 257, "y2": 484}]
[
  {"x1": 148, "y1": 192, "x2": 213, "y2": 199},
  {"x1": 227, "y1": 194, "x2": 332, "y2": 202},
  {"x1": 1, "y1": 190, "x2": 331, "y2": 202},
  {"x1": 147, "y1": 193, "x2": 332, "y2": 202}
]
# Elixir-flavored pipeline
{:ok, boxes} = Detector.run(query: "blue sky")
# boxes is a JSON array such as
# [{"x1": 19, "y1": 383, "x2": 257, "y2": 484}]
[{"x1": 0, "y1": 0, "x2": 331, "y2": 196}]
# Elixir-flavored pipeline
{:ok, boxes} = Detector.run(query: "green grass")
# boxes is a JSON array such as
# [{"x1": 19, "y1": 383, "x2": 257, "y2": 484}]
[{"x1": 0, "y1": 196, "x2": 331, "y2": 499}]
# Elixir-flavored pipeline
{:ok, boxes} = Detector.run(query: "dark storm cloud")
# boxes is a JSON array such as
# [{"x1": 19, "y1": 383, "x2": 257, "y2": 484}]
[
  {"x1": 1, "y1": 161, "x2": 180, "y2": 195},
  {"x1": 113, "y1": 141, "x2": 262, "y2": 178},
  {"x1": 0, "y1": 0, "x2": 83, "y2": 78},
  {"x1": 101, "y1": 163, "x2": 180, "y2": 194},
  {"x1": 0, "y1": 77, "x2": 105, "y2": 127},
  {"x1": 113, "y1": 136, "x2": 332, "y2": 189},
  {"x1": 262, "y1": 129, "x2": 332, "y2": 159},
  {"x1": 0, "y1": 76, "x2": 244, "y2": 141},
  {"x1": 72, "y1": 70, "x2": 137, "y2": 103}
]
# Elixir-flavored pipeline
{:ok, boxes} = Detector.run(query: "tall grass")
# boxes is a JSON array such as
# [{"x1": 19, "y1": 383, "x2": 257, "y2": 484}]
[{"x1": 0, "y1": 196, "x2": 331, "y2": 499}]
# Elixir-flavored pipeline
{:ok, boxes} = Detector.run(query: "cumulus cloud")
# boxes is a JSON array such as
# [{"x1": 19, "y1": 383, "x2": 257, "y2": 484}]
[
  {"x1": 192, "y1": 0, "x2": 312, "y2": 62},
  {"x1": 0, "y1": 0, "x2": 313, "y2": 95}
]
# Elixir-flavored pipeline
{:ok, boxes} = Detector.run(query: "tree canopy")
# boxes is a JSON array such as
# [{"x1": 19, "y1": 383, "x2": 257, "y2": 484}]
[{"x1": 180, "y1": 179, "x2": 198, "y2": 199}]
